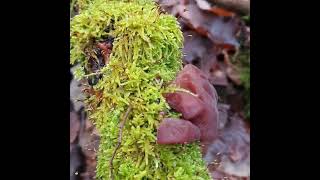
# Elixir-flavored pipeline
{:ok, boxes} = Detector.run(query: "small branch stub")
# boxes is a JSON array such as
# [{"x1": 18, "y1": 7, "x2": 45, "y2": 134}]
[
  {"x1": 109, "y1": 105, "x2": 133, "y2": 180},
  {"x1": 209, "y1": 0, "x2": 250, "y2": 15}
]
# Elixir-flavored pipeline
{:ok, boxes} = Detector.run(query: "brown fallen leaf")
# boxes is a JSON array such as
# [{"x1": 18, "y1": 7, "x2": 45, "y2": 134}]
[
  {"x1": 70, "y1": 111, "x2": 80, "y2": 144},
  {"x1": 195, "y1": 0, "x2": 235, "y2": 17},
  {"x1": 221, "y1": 51, "x2": 242, "y2": 85},
  {"x1": 226, "y1": 65, "x2": 241, "y2": 85},
  {"x1": 204, "y1": 114, "x2": 250, "y2": 179},
  {"x1": 70, "y1": 143, "x2": 85, "y2": 180},
  {"x1": 159, "y1": 0, "x2": 245, "y2": 89},
  {"x1": 183, "y1": 31, "x2": 213, "y2": 67},
  {"x1": 183, "y1": 30, "x2": 242, "y2": 88},
  {"x1": 178, "y1": 0, "x2": 241, "y2": 49},
  {"x1": 210, "y1": 6, "x2": 235, "y2": 17},
  {"x1": 207, "y1": 0, "x2": 250, "y2": 15},
  {"x1": 210, "y1": 67, "x2": 229, "y2": 86},
  {"x1": 183, "y1": 31, "x2": 230, "y2": 87},
  {"x1": 70, "y1": 66, "x2": 85, "y2": 112},
  {"x1": 78, "y1": 118, "x2": 100, "y2": 180},
  {"x1": 211, "y1": 169, "x2": 249, "y2": 180},
  {"x1": 159, "y1": 0, "x2": 244, "y2": 51},
  {"x1": 205, "y1": 16, "x2": 241, "y2": 50}
]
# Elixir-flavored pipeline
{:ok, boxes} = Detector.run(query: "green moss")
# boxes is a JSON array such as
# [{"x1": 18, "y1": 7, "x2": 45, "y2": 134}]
[
  {"x1": 241, "y1": 15, "x2": 250, "y2": 26},
  {"x1": 70, "y1": 0, "x2": 210, "y2": 179}
]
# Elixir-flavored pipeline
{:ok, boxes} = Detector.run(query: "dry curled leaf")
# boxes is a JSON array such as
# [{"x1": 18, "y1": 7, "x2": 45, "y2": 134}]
[
  {"x1": 158, "y1": 0, "x2": 243, "y2": 50},
  {"x1": 183, "y1": 31, "x2": 232, "y2": 86},
  {"x1": 183, "y1": 31, "x2": 214, "y2": 67},
  {"x1": 204, "y1": 114, "x2": 250, "y2": 179},
  {"x1": 179, "y1": 0, "x2": 241, "y2": 49}
]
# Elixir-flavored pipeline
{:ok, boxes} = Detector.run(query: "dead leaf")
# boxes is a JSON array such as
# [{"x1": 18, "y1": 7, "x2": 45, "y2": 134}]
[
  {"x1": 158, "y1": 0, "x2": 243, "y2": 50},
  {"x1": 221, "y1": 51, "x2": 242, "y2": 85},
  {"x1": 195, "y1": 0, "x2": 235, "y2": 17},
  {"x1": 210, "y1": 69, "x2": 229, "y2": 86},
  {"x1": 70, "y1": 143, "x2": 85, "y2": 180},
  {"x1": 70, "y1": 111, "x2": 80, "y2": 144},
  {"x1": 183, "y1": 30, "x2": 241, "y2": 87},
  {"x1": 70, "y1": 66, "x2": 85, "y2": 112},
  {"x1": 209, "y1": 6, "x2": 235, "y2": 17},
  {"x1": 183, "y1": 31, "x2": 230, "y2": 87},
  {"x1": 183, "y1": 31, "x2": 212, "y2": 65},
  {"x1": 195, "y1": 0, "x2": 211, "y2": 10},
  {"x1": 159, "y1": 0, "x2": 244, "y2": 88},
  {"x1": 79, "y1": 118, "x2": 100, "y2": 180},
  {"x1": 206, "y1": 16, "x2": 241, "y2": 49},
  {"x1": 204, "y1": 114, "x2": 250, "y2": 178},
  {"x1": 211, "y1": 169, "x2": 249, "y2": 180},
  {"x1": 226, "y1": 66, "x2": 241, "y2": 85},
  {"x1": 217, "y1": 103, "x2": 230, "y2": 129},
  {"x1": 157, "y1": 0, "x2": 184, "y2": 16},
  {"x1": 178, "y1": 0, "x2": 241, "y2": 49}
]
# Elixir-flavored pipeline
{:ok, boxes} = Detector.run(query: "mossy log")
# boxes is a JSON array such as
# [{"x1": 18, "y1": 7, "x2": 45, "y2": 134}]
[{"x1": 70, "y1": 0, "x2": 211, "y2": 179}]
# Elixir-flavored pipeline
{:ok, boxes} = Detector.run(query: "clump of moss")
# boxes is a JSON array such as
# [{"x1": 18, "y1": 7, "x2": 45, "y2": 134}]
[{"x1": 71, "y1": 0, "x2": 211, "y2": 179}]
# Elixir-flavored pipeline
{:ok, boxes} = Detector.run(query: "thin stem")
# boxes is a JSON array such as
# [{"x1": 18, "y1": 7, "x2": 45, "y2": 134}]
[
  {"x1": 83, "y1": 71, "x2": 103, "y2": 78},
  {"x1": 109, "y1": 105, "x2": 133, "y2": 180}
]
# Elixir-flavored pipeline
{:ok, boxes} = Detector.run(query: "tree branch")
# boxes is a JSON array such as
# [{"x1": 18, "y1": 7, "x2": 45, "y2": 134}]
[
  {"x1": 109, "y1": 105, "x2": 133, "y2": 180},
  {"x1": 209, "y1": 0, "x2": 250, "y2": 15}
]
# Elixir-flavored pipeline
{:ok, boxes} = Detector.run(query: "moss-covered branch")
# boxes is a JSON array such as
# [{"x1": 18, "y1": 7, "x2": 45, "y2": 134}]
[{"x1": 71, "y1": 0, "x2": 211, "y2": 179}]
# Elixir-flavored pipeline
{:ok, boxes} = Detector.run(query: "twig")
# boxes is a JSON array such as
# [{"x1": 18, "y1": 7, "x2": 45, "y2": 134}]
[
  {"x1": 83, "y1": 71, "x2": 103, "y2": 78},
  {"x1": 109, "y1": 105, "x2": 133, "y2": 180},
  {"x1": 209, "y1": 0, "x2": 250, "y2": 15}
]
